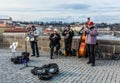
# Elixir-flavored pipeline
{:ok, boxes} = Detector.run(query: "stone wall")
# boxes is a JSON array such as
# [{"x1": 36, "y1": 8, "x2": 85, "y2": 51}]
[
  {"x1": 0, "y1": 34, "x2": 120, "y2": 56},
  {"x1": 98, "y1": 40, "x2": 120, "y2": 53}
]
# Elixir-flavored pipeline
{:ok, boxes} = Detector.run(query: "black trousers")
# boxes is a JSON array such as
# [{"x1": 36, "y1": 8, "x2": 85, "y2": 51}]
[
  {"x1": 65, "y1": 42, "x2": 72, "y2": 56},
  {"x1": 87, "y1": 44, "x2": 95, "y2": 65},
  {"x1": 30, "y1": 41, "x2": 39, "y2": 56},
  {"x1": 50, "y1": 44, "x2": 60, "y2": 58}
]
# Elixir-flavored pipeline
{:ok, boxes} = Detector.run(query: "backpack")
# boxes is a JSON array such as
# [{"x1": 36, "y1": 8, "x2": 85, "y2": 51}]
[
  {"x1": 12, "y1": 56, "x2": 24, "y2": 64},
  {"x1": 11, "y1": 52, "x2": 30, "y2": 64}
]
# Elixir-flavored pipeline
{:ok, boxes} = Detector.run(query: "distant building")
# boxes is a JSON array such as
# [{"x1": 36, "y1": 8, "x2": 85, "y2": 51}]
[
  {"x1": 75, "y1": 22, "x2": 80, "y2": 26},
  {"x1": 71, "y1": 24, "x2": 83, "y2": 32},
  {"x1": 42, "y1": 28, "x2": 54, "y2": 34},
  {"x1": 4, "y1": 26, "x2": 28, "y2": 33},
  {"x1": 0, "y1": 17, "x2": 12, "y2": 24},
  {"x1": 0, "y1": 17, "x2": 13, "y2": 27},
  {"x1": 3, "y1": 26, "x2": 28, "y2": 36},
  {"x1": 97, "y1": 27, "x2": 111, "y2": 31}
]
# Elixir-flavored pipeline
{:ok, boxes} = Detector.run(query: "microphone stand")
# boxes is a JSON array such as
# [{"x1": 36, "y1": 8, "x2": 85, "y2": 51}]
[{"x1": 20, "y1": 29, "x2": 36, "y2": 70}]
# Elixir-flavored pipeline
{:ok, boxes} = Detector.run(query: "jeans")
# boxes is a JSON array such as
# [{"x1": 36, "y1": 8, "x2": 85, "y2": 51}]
[{"x1": 30, "y1": 41, "x2": 39, "y2": 56}]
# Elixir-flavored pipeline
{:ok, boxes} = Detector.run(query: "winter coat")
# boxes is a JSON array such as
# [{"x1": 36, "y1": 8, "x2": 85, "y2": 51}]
[
  {"x1": 85, "y1": 26, "x2": 98, "y2": 45},
  {"x1": 49, "y1": 33, "x2": 61, "y2": 46},
  {"x1": 62, "y1": 29, "x2": 74, "y2": 44}
]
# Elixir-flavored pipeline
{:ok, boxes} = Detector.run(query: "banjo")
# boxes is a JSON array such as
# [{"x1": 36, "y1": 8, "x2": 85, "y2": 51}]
[
  {"x1": 26, "y1": 31, "x2": 38, "y2": 42},
  {"x1": 26, "y1": 36, "x2": 35, "y2": 41}
]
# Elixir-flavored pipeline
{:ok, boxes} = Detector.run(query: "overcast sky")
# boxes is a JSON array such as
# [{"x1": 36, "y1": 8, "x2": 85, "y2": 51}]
[{"x1": 0, "y1": 0, "x2": 120, "y2": 23}]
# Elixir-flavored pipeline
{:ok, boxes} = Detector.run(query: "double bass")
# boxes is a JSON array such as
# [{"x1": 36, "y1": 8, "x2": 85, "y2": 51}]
[
  {"x1": 77, "y1": 23, "x2": 89, "y2": 57},
  {"x1": 78, "y1": 33, "x2": 86, "y2": 57},
  {"x1": 77, "y1": 29, "x2": 86, "y2": 57}
]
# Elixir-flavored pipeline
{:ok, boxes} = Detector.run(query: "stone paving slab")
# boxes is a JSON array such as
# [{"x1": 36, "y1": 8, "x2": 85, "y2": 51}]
[{"x1": 0, "y1": 49, "x2": 120, "y2": 83}]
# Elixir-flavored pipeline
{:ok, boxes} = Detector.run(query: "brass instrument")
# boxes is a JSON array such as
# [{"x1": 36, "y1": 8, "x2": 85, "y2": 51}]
[{"x1": 65, "y1": 30, "x2": 71, "y2": 39}]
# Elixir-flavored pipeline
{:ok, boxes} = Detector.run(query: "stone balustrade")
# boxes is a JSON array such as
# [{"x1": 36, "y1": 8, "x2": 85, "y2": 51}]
[{"x1": 0, "y1": 34, "x2": 120, "y2": 57}]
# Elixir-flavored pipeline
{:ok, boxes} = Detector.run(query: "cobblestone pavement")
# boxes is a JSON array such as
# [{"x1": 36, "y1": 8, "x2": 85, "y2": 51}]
[{"x1": 0, "y1": 49, "x2": 120, "y2": 83}]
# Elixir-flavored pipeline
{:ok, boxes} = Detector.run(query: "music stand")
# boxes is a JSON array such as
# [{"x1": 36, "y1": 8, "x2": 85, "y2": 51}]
[{"x1": 20, "y1": 60, "x2": 36, "y2": 70}]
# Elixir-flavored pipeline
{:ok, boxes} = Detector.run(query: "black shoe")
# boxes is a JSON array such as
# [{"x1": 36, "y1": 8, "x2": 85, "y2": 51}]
[
  {"x1": 85, "y1": 56, "x2": 88, "y2": 58},
  {"x1": 69, "y1": 54, "x2": 72, "y2": 57},
  {"x1": 87, "y1": 61, "x2": 91, "y2": 64},
  {"x1": 56, "y1": 53, "x2": 58, "y2": 56},
  {"x1": 31, "y1": 55, "x2": 35, "y2": 57},
  {"x1": 50, "y1": 57, "x2": 53, "y2": 59},
  {"x1": 36, "y1": 55, "x2": 39, "y2": 57},
  {"x1": 69, "y1": 55, "x2": 71, "y2": 57},
  {"x1": 91, "y1": 64, "x2": 95, "y2": 66}
]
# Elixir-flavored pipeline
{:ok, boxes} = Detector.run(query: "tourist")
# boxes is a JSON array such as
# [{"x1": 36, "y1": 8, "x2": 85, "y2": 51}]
[
  {"x1": 28, "y1": 26, "x2": 40, "y2": 57},
  {"x1": 49, "y1": 29, "x2": 61, "y2": 59},
  {"x1": 85, "y1": 21, "x2": 98, "y2": 66},
  {"x1": 62, "y1": 25, "x2": 74, "y2": 56}
]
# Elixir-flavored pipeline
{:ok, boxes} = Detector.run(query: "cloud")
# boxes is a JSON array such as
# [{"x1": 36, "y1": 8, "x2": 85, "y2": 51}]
[
  {"x1": 1, "y1": 8, "x2": 60, "y2": 12},
  {"x1": 0, "y1": 3, "x2": 90, "y2": 13},
  {"x1": 0, "y1": 0, "x2": 120, "y2": 23},
  {"x1": 58, "y1": 3, "x2": 90, "y2": 10}
]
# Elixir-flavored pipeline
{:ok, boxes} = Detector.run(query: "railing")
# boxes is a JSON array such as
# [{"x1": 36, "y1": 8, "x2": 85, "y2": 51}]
[{"x1": 0, "y1": 34, "x2": 120, "y2": 57}]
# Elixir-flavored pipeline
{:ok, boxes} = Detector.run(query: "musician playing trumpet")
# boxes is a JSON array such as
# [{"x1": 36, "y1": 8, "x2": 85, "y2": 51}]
[
  {"x1": 62, "y1": 25, "x2": 74, "y2": 56},
  {"x1": 49, "y1": 29, "x2": 61, "y2": 59},
  {"x1": 85, "y1": 21, "x2": 98, "y2": 66}
]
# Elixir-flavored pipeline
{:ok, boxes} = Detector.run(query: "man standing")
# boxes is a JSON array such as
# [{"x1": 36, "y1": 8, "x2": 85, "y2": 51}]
[
  {"x1": 62, "y1": 25, "x2": 74, "y2": 56},
  {"x1": 28, "y1": 26, "x2": 40, "y2": 57},
  {"x1": 85, "y1": 21, "x2": 98, "y2": 66},
  {"x1": 86, "y1": 17, "x2": 91, "y2": 24},
  {"x1": 49, "y1": 29, "x2": 61, "y2": 59}
]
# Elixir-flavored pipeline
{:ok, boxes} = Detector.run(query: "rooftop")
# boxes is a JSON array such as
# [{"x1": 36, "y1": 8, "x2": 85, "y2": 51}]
[{"x1": 4, "y1": 27, "x2": 28, "y2": 33}]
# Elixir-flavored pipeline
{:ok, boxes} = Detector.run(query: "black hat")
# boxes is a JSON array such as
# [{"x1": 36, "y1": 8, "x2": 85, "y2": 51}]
[
  {"x1": 32, "y1": 25, "x2": 35, "y2": 28},
  {"x1": 31, "y1": 26, "x2": 36, "y2": 31},
  {"x1": 67, "y1": 25, "x2": 71, "y2": 27}
]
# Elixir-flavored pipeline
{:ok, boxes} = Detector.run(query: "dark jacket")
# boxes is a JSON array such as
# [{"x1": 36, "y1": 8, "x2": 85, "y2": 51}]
[
  {"x1": 62, "y1": 29, "x2": 74, "y2": 43},
  {"x1": 79, "y1": 27, "x2": 84, "y2": 35},
  {"x1": 49, "y1": 33, "x2": 61, "y2": 46}
]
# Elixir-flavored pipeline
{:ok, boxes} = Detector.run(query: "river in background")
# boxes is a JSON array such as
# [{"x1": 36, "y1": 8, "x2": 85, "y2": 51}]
[
  {"x1": 73, "y1": 35, "x2": 120, "y2": 41},
  {"x1": 97, "y1": 35, "x2": 120, "y2": 40},
  {"x1": 35, "y1": 26, "x2": 120, "y2": 40},
  {"x1": 36, "y1": 26, "x2": 43, "y2": 34}
]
